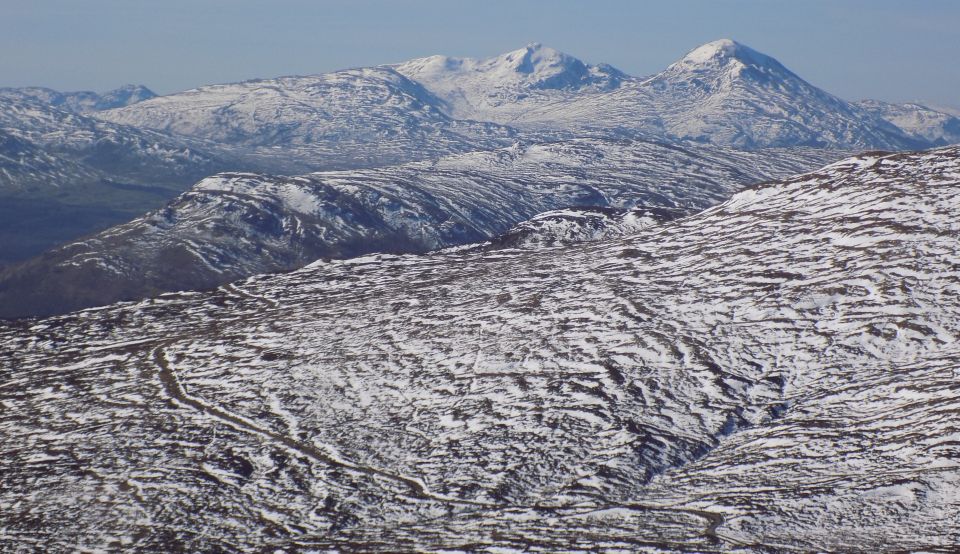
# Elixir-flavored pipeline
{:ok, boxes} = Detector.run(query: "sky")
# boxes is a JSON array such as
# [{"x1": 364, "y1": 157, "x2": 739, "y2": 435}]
[{"x1": 1, "y1": 0, "x2": 958, "y2": 108}]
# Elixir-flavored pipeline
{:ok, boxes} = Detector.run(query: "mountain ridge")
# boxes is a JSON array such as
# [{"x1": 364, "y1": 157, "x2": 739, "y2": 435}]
[
  {"x1": 0, "y1": 84, "x2": 156, "y2": 113},
  {"x1": 856, "y1": 98, "x2": 960, "y2": 146},
  {"x1": 0, "y1": 138, "x2": 840, "y2": 318},
  {"x1": 0, "y1": 95, "x2": 233, "y2": 265},
  {"x1": 93, "y1": 39, "x2": 936, "y2": 151},
  {"x1": 95, "y1": 66, "x2": 519, "y2": 169},
  {"x1": 510, "y1": 39, "x2": 924, "y2": 150},
  {"x1": 392, "y1": 42, "x2": 627, "y2": 120}
]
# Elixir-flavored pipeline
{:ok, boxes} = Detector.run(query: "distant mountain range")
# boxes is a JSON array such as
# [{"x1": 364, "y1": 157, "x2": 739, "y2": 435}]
[
  {"x1": 95, "y1": 40, "x2": 955, "y2": 152},
  {"x1": 94, "y1": 68, "x2": 519, "y2": 170},
  {"x1": 1, "y1": 38, "x2": 958, "y2": 314},
  {"x1": 394, "y1": 40, "x2": 937, "y2": 150},
  {"x1": 855, "y1": 99, "x2": 960, "y2": 146},
  {"x1": 0, "y1": 84, "x2": 156, "y2": 113}
]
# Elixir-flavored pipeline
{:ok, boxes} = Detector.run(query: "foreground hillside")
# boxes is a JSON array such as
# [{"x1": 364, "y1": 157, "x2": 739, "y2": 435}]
[
  {"x1": 0, "y1": 139, "x2": 838, "y2": 318},
  {"x1": 2, "y1": 146, "x2": 958, "y2": 551}
]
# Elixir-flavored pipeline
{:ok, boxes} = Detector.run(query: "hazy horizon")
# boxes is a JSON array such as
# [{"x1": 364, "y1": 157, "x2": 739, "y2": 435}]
[{"x1": 2, "y1": 0, "x2": 958, "y2": 108}]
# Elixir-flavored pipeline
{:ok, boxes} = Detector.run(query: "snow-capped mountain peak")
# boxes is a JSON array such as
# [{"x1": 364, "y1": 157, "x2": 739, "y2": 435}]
[
  {"x1": 94, "y1": 66, "x2": 518, "y2": 169},
  {"x1": 486, "y1": 42, "x2": 589, "y2": 83},
  {"x1": 393, "y1": 44, "x2": 625, "y2": 120},
  {"x1": 96, "y1": 84, "x2": 157, "y2": 109},
  {"x1": 586, "y1": 38, "x2": 922, "y2": 149},
  {"x1": 660, "y1": 38, "x2": 797, "y2": 83},
  {"x1": 398, "y1": 43, "x2": 622, "y2": 91},
  {"x1": 677, "y1": 39, "x2": 778, "y2": 67}
]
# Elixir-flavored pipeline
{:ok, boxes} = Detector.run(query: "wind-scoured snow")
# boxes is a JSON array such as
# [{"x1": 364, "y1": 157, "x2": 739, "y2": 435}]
[
  {"x1": 476, "y1": 205, "x2": 690, "y2": 250},
  {"x1": 2, "y1": 146, "x2": 959, "y2": 551}
]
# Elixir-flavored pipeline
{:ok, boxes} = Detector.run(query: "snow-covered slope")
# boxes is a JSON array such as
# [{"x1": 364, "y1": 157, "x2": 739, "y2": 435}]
[
  {"x1": 924, "y1": 103, "x2": 960, "y2": 117},
  {"x1": 0, "y1": 139, "x2": 839, "y2": 318},
  {"x1": 477, "y1": 205, "x2": 690, "y2": 250},
  {"x1": 515, "y1": 40, "x2": 921, "y2": 150},
  {"x1": 0, "y1": 84, "x2": 156, "y2": 113},
  {"x1": 856, "y1": 99, "x2": 960, "y2": 146},
  {"x1": 0, "y1": 96, "x2": 221, "y2": 191},
  {"x1": 638, "y1": 39, "x2": 915, "y2": 148},
  {"x1": 2, "y1": 146, "x2": 958, "y2": 551},
  {"x1": 96, "y1": 68, "x2": 518, "y2": 169},
  {"x1": 94, "y1": 40, "x2": 926, "y2": 155},
  {"x1": 0, "y1": 127, "x2": 101, "y2": 192},
  {"x1": 0, "y1": 96, "x2": 232, "y2": 265},
  {"x1": 393, "y1": 42, "x2": 628, "y2": 122}
]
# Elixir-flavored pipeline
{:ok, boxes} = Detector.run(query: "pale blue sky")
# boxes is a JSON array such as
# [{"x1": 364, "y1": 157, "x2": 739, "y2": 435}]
[{"x1": 2, "y1": 0, "x2": 958, "y2": 107}]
